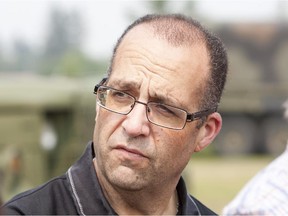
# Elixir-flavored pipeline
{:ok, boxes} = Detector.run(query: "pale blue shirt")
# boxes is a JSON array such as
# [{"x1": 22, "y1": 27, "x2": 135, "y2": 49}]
[{"x1": 223, "y1": 143, "x2": 288, "y2": 215}]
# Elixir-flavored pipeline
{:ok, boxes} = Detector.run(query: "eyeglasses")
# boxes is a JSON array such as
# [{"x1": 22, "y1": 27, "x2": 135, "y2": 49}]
[{"x1": 93, "y1": 79, "x2": 217, "y2": 130}]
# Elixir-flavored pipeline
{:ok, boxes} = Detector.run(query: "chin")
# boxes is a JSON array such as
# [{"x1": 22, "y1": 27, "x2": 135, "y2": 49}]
[{"x1": 107, "y1": 167, "x2": 149, "y2": 191}]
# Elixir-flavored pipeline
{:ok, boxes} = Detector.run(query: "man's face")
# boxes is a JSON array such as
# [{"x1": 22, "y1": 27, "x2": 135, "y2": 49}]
[{"x1": 93, "y1": 25, "x2": 211, "y2": 191}]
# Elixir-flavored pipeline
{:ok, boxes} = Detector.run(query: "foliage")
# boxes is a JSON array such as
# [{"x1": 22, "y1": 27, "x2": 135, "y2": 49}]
[
  {"x1": 39, "y1": 49, "x2": 107, "y2": 77},
  {"x1": 0, "y1": 1, "x2": 203, "y2": 76},
  {"x1": 38, "y1": 7, "x2": 91, "y2": 77},
  {"x1": 0, "y1": 7, "x2": 106, "y2": 77},
  {"x1": 43, "y1": 8, "x2": 83, "y2": 60}
]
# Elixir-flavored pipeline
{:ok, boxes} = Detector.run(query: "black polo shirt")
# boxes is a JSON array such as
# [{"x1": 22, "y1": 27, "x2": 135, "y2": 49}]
[{"x1": 1, "y1": 142, "x2": 216, "y2": 215}]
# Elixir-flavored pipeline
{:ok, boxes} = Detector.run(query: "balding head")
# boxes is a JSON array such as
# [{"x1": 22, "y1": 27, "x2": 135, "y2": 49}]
[
  {"x1": 107, "y1": 14, "x2": 228, "y2": 110},
  {"x1": 137, "y1": 15, "x2": 206, "y2": 47}
]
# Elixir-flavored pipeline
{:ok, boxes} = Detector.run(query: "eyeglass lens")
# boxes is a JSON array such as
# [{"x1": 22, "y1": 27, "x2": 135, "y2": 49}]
[{"x1": 96, "y1": 86, "x2": 187, "y2": 129}]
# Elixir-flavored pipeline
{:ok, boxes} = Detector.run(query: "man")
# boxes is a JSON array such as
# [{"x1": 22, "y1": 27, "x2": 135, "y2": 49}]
[
  {"x1": 1, "y1": 14, "x2": 227, "y2": 215},
  {"x1": 223, "y1": 100, "x2": 288, "y2": 215}
]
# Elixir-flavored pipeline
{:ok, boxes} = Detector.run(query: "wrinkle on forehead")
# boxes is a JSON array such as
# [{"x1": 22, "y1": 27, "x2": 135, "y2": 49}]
[
  {"x1": 108, "y1": 72, "x2": 184, "y2": 108},
  {"x1": 110, "y1": 25, "x2": 209, "y2": 111},
  {"x1": 115, "y1": 45, "x2": 181, "y2": 78}
]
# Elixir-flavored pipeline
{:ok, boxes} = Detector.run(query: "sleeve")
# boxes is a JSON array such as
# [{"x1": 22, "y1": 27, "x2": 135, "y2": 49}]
[{"x1": 222, "y1": 151, "x2": 288, "y2": 215}]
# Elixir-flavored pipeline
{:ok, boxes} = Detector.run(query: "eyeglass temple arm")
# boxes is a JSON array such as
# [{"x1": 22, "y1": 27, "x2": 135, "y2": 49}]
[
  {"x1": 186, "y1": 106, "x2": 218, "y2": 122},
  {"x1": 93, "y1": 77, "x2": 108, "y2": 94}
]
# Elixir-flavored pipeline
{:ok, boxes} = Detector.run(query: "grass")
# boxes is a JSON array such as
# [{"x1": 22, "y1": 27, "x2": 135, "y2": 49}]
[{"x1": 182, "y1": 155, "x2": 273, "y2": 214}]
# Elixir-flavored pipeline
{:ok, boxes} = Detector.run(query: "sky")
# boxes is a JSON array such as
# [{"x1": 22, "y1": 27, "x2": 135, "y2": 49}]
[{"x1": 0, "y1": 0, "x2": 287, "y2": 59}]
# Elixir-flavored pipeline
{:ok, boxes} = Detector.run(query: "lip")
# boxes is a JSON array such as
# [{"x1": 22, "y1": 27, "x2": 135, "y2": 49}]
[{"x1": 114, "y1": 145, "x2": 148, "y2": 158}]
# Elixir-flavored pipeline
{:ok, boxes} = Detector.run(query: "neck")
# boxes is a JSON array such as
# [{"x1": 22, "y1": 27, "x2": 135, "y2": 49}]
[
  {"x1": 93, "y1": 159, "x2": 179, "y2": 215},
  {"x1": 111, "y1": 187, "x2": 178, "y2": 215},
  {"x1": 106, "y1": 185, "x2": 179, "y2": 215}
]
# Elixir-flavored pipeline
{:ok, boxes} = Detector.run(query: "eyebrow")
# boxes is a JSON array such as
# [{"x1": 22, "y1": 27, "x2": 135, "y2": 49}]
[
  {"x1": 108, "y1": 79, "x2": 141, "y2": 90},
  {"x1": 107, "y1": 79, "x2": 187, "y2": 110},
  {"x1": 150, "y1": 92, "x2": 186, "y2": 110}
]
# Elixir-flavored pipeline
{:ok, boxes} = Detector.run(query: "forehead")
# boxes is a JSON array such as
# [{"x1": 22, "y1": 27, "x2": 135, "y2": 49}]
[{"x1": 109, "y1": 25, "x2": 210, "y2": 107}]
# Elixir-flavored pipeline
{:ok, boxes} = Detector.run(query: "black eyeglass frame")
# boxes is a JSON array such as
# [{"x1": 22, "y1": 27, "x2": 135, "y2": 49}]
[{"x1": 93, "y1": 78, "x2": 218, "y2": 130}]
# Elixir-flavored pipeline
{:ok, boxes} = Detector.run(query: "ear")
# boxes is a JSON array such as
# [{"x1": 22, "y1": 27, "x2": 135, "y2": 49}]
[{"x1": 194, "y1": 112, "x2": 222, "y2": 152}]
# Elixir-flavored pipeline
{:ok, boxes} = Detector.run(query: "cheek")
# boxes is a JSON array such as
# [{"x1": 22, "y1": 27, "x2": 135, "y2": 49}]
[
  {"x1": 170, "y1": 128, "x2": 197, "y2": 148},
  {"x1": 97, "y1": 108, "x2": 122, "y2": 128},
  {"x1": 152, "y1": 129, "x2": 197, "y2": 179},
  {"x1": 94, "y1": 110, "x2": 121, "y2": 146},
  {"x1": 155, "y1": 129, "x2": 197, "y2": 164}
]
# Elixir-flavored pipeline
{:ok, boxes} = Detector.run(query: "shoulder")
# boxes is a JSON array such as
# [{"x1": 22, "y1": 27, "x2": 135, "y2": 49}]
[
  {"x1": 188, "y1": 195, "x2": 217, "y2": 215},
  {"x1": 1, "y1": 174, "x2": 76, "y2": 215},
  {"x1": 177, "y1": 177, "x2": 217, "y2": 215},
  {"x1": 223, "y1": 151, "x2": 288, "y2": 215}
]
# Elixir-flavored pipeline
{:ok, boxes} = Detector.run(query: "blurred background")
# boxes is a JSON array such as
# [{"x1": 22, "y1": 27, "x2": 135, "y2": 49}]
[{"x1": 0, "y1": 0, "x2": 288, "y2": 212}]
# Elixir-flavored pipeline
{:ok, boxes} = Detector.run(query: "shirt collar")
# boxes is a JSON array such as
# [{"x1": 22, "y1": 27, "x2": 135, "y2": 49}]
[{"x1": 67, "y1": 142, "x2": 201, "y2": 215}]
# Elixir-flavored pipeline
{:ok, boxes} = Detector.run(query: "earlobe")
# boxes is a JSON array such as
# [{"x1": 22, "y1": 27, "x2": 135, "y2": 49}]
[{"x1": 194, "y1": 112, "x2": 222, "y2": 152}]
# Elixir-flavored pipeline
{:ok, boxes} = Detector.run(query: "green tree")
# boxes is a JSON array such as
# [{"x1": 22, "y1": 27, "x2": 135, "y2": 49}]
[
  {"x1": 39, "y1": 7, "x2": 106, "y2": 77},
  {"x1": 43, "y1": 8, "x2": 83, "y2": 59},
  {"x1": 39, "y1": 7, "x2": 86, "y2": 76},
  {"x1": 13, "y1": 38, "x2": 37, "y2": 71}
]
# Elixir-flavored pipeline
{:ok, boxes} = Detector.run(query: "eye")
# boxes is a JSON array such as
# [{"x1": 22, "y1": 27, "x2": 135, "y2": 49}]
[
  {"x1": 109, "y1": 89, "x2": 132, "y2": 103},
  {"x1": 150, "y1": 103, "x2": 185, "y2": 120},
  {"x1": 112, "y1": 90, "x2": 127, "y2": 98},
  {"x1": 155, "y1": 104, "x2": 176, "y2": 116}
]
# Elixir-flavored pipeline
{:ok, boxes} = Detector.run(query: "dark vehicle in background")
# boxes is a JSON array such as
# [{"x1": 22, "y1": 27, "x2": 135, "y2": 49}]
[
  {"x1": 214, "y1": 22, "x2": 288, "y2": 155},
  {"x1": 0, "y1": 74, "x2": 99, "y2": 201}
]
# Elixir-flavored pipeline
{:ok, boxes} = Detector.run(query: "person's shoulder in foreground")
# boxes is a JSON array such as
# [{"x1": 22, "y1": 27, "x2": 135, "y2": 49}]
[
  {"x1": 223, "y1": 100, "x2": 288, "y2": 215},
  {"x1": 1, "y1": 142, "x2": 217, "y2": 215},
  {"x1": 2, "y1": 13, "x2": 228, "y2": 215},
  {"x1": 223, "y1": 144, "x2": 288, "y2": 215}
]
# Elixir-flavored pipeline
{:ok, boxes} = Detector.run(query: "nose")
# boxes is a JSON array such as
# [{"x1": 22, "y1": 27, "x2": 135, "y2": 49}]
[{"x1": 121, "y1": 102, "x2": 150, "y2": 137}]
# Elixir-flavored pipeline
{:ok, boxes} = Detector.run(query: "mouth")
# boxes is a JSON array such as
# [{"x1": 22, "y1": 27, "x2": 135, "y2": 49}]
[{"x1": 114, "y1": 145, "x2": 148, "y2": 159}]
